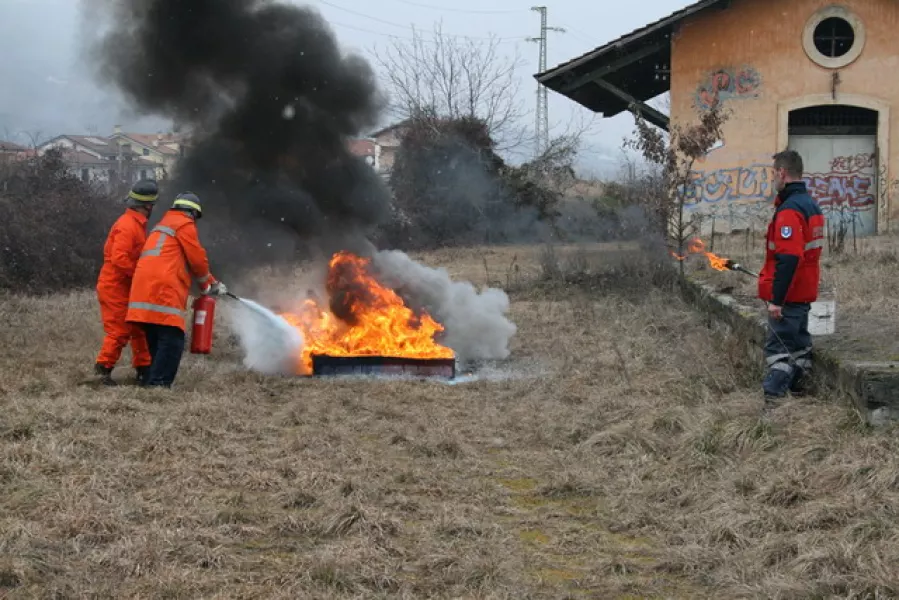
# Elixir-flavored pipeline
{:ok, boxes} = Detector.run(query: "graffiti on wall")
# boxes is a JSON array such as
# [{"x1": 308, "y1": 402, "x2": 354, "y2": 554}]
[
  {"x1": 683, "y1": 152, "x2": 881, "y2": 234},
  {"x1": 804, "y1": 174, "x2": 874, "y2": 210},
  {"x1": 828, "y1": 152, "x2": 875, "y2": 173},
  {"x1": 684, "y1": 163, "x2": 774, "y2": 205},
  {"x1": 803, "y1": 153, "x2": 877, "y2": 211},
  {"x1": 695, "y1": 66, "x2": 762, "y2": 110}
]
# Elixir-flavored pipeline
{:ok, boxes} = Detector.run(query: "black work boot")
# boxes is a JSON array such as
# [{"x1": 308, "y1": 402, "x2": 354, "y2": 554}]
[
  {"x1": 135, "y1": 366, "x2": 150, "y2": 386},
  {"x1": 94, "y1": 364, "x2": 117, "y2": 387}
]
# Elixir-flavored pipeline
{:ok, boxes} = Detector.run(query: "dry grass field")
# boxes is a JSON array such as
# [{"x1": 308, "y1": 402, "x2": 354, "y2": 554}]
[
  {"x1": 2, "y1": 243, "x2": 899, "y2": 598},
  {"x1": 686, "y1": 231, "x2": 899, "y2": 362}
]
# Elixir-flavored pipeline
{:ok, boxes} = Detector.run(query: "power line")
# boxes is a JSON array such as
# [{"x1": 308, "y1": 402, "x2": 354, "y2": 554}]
[
  {"x1": 327, "y1": 18, "x2": 527, "y2": 45},
  {"x1": 327, "y1": 19, "x2": 422, "y2": 40},
  {"x1": 390, "y1": 0, "x2": 527, "y2": 13},
  {"x1": 559, "y1": 24, "x2": 597, "y2": 46},
  {"x1": 316, "y1": 0, "x2": 528, "y2": 41},
  {"x1": 326, "y1": 18, "x2": 528, "y2": 47}
]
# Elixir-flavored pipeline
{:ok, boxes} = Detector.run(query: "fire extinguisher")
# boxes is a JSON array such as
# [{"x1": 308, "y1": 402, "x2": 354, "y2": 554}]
[{"x1": 190, "y1": 294, "x2": 216, "y2": 354}]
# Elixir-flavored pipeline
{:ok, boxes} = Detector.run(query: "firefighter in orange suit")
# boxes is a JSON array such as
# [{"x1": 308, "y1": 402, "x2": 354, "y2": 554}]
[
  {"x1": 127, "y1": 192, "x2": 227, "y2": 388},
  {"x1": 94, "y1": 179, "x2": 158, "y2": 386}
]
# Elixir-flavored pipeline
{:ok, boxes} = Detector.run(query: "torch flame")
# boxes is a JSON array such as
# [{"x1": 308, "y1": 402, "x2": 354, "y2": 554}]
[
  {"x1": 279, "y1": 251, "x2": 454, "y2": 374},
  {"x1": 669, "y1": 238, "x2": 730, "y2": 271}
]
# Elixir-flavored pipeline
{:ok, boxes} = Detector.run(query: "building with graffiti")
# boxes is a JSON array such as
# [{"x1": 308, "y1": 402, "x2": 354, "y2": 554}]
[{"x1": 536, "y1": 0, "x2": 899, "y2": 237}]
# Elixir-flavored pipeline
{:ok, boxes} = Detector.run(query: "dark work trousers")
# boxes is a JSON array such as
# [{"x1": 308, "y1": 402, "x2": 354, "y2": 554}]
[
  {"x1": 141, "y1": 324, "x2": 186, "y2": 388},
  {"x1": 762, "y1": 302, "x2": 813, "y2": 399}
]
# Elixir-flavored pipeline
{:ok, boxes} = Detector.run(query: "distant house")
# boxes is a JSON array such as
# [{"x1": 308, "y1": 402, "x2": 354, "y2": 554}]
[
  {"x1": 108, "y1": 126, "x2": 185, "y2": 176},
  {"x1": 0, "y1": 140, "x2": 33, "y2": 163},
  {"x1": 36, "y1": 124, "x2": 393, "y2": 189},
  {"x1": 347, "y1": 138, "x2": 380, "y2": 172},
  {"x1": 0, "y1": 140, "x2": 27, "y2": 155},
  {"x1": 368, "y1": 119, "x2": 411, "y2": 175},
  {"x1": 38, "y1": 134, "x2": 160, "y2": 185}
]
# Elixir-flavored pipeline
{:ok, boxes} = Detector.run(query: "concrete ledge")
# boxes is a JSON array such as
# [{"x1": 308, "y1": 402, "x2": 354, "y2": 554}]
[{"x1": 678, "y1": 276, "x2": 899, "y2": 426}]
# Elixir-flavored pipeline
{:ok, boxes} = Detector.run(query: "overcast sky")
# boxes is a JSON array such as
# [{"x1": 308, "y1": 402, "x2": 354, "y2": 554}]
[{"x1": 0, "y1": 0, "x2": 685, "y2": 176}]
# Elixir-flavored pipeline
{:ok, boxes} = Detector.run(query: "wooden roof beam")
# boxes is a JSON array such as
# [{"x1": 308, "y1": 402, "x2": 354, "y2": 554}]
[{"x1": 591, "y1": 78, "x2": 670, "y2": 131}]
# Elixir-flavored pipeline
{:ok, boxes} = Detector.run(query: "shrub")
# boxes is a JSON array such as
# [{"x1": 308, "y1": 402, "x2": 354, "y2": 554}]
[
  {"x1": 0, "y1": 149, "x2": 121, "y2": 294},
  {"x1": 379, "y1": 114, "x2": 564, "y2": 250}
]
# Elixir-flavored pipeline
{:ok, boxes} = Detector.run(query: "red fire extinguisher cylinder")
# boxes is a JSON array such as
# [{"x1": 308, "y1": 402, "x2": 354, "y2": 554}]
[{"x1": 190, "y1": 294, "x2": 217, "y2": 354}]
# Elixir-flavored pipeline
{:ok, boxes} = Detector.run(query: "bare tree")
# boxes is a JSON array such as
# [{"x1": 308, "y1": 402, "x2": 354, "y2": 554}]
[
  {"x1": 22, "y1": 130, "x2": 46, "y2": 150},
  {"x1": 624, "y1": 105, "x2": 728, "y2": 274},
  {"x1": 373, "y1": 21, "x2": 528, "y2": 153}
]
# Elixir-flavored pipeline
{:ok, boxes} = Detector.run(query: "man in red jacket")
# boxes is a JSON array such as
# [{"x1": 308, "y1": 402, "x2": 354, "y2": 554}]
[{"x1": 757, "y1": 149, "x2": 825, "y2": 410}]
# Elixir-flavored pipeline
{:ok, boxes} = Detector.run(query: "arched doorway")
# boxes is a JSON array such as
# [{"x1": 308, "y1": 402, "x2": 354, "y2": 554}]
[{"x1": 787, "y1": 104, "x2": 879, "y2": 236}]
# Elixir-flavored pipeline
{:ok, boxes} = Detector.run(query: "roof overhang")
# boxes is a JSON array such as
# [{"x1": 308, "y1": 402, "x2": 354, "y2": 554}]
[{"x1": 535, "y1": 0, "x2": 732, "y2": 131}]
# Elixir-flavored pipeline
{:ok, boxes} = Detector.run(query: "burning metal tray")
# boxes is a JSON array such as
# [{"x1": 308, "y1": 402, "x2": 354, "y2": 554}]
[{"x1": 311, "y1": 354, "x2": 456, "y2": 379}]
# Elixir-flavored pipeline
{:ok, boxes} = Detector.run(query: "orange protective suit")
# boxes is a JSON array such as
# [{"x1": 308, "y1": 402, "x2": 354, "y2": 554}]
[
  {"x1": 126, "y1": 210, "x2": 218, "y2": 331},
  {"x1": 95, "y1": 209, "x2": 152, "y2": 368}
]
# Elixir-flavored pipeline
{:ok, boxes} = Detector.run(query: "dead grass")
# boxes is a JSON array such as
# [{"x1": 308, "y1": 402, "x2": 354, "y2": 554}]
[
  {"x1": 1, "y1": 243, "x2": 898, "y2": 598},
  {"x1": 688, "y1": 230, "x2": 899, "y2": 362}
]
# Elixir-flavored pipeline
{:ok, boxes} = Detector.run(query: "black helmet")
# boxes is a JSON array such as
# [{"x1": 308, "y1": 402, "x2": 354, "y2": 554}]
[
  {"x1": 124, "y1": 179, "x2": 159, "y2": 208},
  {"x1": 172, "y1": 191, "x2": 202, "y2": 219}
]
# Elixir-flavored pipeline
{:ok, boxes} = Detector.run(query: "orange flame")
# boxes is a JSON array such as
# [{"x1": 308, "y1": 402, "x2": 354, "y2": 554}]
[
  {"x1": 279, "y1": 251, "x2": 454, "y2": 374},
  {"x1": 669, "y1": 238, "x2": 730, "y2": 271}
]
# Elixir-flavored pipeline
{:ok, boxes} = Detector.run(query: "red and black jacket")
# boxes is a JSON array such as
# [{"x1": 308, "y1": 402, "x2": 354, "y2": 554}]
[{"x1": 758, "y1": 181, "x2": 825, "y2": 305}]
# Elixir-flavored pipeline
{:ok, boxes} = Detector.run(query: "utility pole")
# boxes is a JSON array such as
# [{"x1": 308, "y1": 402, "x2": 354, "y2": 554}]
[{"x1": 528, "y1": 6, "x2": 564, "y2": 158}]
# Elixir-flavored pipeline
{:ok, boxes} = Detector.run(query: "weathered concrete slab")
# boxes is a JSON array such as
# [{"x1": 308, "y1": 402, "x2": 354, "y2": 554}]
[{"x1": 679, "y1": 277, "x2": 899, "y2": 426}]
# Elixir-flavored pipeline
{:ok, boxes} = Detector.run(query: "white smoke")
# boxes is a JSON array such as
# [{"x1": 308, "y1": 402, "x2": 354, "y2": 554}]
[
  {"x1": 226, "y1": 298, "x2": 304, "y2": 375},
  {"x1": 372, "y1": 249, "x2": 517, "y2": 363}
]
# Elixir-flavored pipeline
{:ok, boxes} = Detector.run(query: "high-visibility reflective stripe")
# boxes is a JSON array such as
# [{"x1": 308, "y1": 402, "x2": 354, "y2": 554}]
[
  {"x1": 141, "y1": 234, "x2": 167, "y2": 257},
  {"x1": 766, "y1": 353, "x2": 791, "y2": 365},
  {"x1": 768, "y1": 240, "x2": 823, "y2": 251},
  {"x1": 129, "y1": 190, "x2": 158, "y2": 202},
  {"x1": 138, "y1": 222, "x2": 206, "y2": 283},
  {"x1": 173, "y1": 199, "x2": 202, "y2": 213},
  {"x1": 769, "y1": 361, "x2": 793, "y2": 373},
  {"x1": 805, "y1": 238, "x2": 824, "y2": 250},
  {"x1": 795, "y1": 358, "x2": 812, "y2": 370},
  {"x1": 128, "y1": 301, "x2": 184, "y2": 316},
  {"x1": 142, "y1": 234, "x2": 167, "y2": 256},
  {"x1": 766, "y1": 347, "x2": 811, "y2": 365},
  {"x1": 140, "y1": 225, "x2": 178, "y2": 257}
]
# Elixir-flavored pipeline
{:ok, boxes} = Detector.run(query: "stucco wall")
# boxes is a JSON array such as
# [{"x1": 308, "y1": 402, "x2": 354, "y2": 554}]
[{"x1": 670, "y1": 0, "x2": 899, "y2": 234}]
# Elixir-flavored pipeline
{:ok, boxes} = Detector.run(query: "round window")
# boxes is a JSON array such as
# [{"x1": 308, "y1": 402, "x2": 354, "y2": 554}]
[
  {"x1": 803, "y1": 6, "x2": 865, "y2": 69},
  {"x1": 813, "y1": 17, "x2": 855, "y2": 57}
]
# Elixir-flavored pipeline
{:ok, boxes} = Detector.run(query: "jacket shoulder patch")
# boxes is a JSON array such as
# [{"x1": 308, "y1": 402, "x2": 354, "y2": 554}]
[{"x1": 780, "y1": 225, "x2": 793, "y2": 239}]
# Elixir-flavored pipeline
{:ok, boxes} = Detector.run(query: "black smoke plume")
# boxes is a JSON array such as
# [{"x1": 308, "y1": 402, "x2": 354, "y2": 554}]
[{"x1": 86, "y1": 0, "x2": 391, "y2": 277}]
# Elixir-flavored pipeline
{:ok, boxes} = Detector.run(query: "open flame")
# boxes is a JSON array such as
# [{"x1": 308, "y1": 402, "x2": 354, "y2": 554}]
[
  {"x1": 670, "y1": 238, "x2": 729, "y2": 271},
  {"x1": 279, "y1": 251, "x2": 454, "y2": 374}
]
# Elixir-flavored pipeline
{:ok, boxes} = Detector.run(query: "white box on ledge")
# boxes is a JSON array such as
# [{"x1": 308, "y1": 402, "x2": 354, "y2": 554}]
[{"x1": 809, "y1": 299, "x2": 835, "y2": 336}]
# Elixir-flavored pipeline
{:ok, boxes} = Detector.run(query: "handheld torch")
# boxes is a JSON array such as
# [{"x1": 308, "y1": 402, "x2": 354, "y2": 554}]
[{"x1": 723, "y1": 259, "x2": 759, "y2": 278}]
